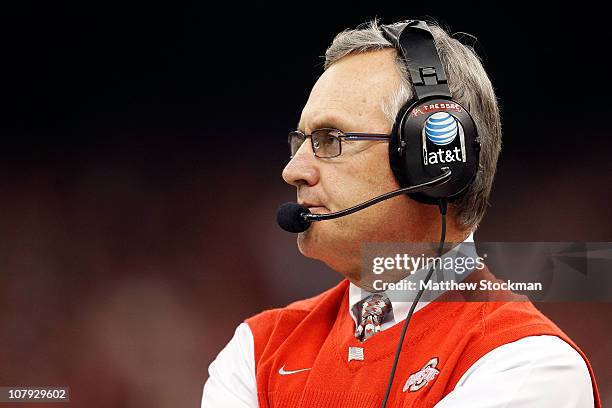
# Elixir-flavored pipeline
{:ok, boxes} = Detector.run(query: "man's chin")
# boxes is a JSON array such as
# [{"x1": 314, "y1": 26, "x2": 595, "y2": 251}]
[
  {"x1": 296, "y1": 228, "x2": 338, "y2": 266},
  {"x1": 296, "y1": 230, "x2": 320, "y2": 259},
  {"x1": 296, "y1": 230, "x2": 361, "y2": 280}
]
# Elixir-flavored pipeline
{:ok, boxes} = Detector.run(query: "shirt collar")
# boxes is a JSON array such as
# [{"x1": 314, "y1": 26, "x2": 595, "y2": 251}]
[{"x1": 348, "y1": 231, "x2": 475, "y2": 328}]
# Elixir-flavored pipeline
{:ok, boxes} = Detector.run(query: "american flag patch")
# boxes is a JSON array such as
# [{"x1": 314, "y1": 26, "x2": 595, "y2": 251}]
[{"x1": 348, "y1": 346, "x2": 364, "y2": 362}]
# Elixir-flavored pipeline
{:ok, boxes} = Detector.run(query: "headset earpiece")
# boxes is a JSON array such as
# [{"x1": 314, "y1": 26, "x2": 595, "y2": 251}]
[{"x1": 389, "y1": 97, "x2": 480, "y2": 203}]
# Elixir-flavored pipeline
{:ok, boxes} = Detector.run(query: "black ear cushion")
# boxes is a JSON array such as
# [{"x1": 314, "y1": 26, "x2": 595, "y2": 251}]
[{"x1": 389, "y1": 98, "x2": 480, "y2": 203}]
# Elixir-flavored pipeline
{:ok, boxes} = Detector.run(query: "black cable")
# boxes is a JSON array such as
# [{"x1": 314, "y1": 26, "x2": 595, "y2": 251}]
[{"x1": 380, "y1": 198, "x2": 448, "y2": 408}]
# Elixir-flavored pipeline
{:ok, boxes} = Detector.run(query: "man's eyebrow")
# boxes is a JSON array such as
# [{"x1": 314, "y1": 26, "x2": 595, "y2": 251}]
[{"x1": 297, "y1": 114, "x2": 350, "y2": 133}]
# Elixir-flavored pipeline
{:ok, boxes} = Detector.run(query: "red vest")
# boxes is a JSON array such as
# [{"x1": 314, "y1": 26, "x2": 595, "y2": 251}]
[{"x1": 246, "y1": 273, "x2": 601, "y2": 407}]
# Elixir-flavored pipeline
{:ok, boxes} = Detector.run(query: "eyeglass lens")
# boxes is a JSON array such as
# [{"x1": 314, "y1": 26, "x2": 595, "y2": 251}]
[{"x1": 289, "y1": 129, "x2": 342, "y2": 158}]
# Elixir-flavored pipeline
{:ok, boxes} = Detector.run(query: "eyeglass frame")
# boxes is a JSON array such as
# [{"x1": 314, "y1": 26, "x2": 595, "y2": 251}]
[{"x1": 288, "y1": 128, "x2": 392, "y2": 159}]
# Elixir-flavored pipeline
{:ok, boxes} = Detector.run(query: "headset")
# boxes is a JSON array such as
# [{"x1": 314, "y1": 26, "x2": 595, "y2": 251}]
[{"x1": 380, "y1": 20, "x2": 480, "y2": 204}]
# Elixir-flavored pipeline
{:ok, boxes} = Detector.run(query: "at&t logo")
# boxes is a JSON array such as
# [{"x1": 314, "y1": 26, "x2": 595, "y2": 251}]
[{"x1": 422, "y1": 112, "x2": 466, "y2": 165}]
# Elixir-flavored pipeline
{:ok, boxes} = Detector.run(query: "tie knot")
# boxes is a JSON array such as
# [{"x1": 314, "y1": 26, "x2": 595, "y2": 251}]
[
  {"x1": 361, "y1": 293, "x2": 392, "y2": 318},
  {"x1": 355, "y1": 293, "x2": 392, "y2": 341}
]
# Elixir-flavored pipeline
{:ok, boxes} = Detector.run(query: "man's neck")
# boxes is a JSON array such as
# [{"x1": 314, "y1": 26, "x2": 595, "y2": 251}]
[{"x1": 349, "y1": 229, "x2": 475, "y2": 292}]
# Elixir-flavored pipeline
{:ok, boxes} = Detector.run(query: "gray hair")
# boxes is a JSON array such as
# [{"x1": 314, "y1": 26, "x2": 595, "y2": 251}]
[{"x1": 324, "y1": 19, "x2": 502, "y2": 231}]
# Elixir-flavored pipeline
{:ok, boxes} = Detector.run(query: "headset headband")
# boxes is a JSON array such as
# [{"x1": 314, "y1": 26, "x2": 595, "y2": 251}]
[{"x1": 380, "y1": 20, "x2": 452, "y2": 100}]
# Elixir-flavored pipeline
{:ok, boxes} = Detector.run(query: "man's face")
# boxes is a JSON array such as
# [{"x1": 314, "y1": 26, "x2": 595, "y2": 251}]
[{"x1": 282, "y1": 49, "x2": 438, "y2": 280}]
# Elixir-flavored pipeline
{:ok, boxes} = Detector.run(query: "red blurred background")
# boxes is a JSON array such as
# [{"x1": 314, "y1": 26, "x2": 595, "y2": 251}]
[{"x1": 1, "y1": 2, "x2": 610, "y2": 407}]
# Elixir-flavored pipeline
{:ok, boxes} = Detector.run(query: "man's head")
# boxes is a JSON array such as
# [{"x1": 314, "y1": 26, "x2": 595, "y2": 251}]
[{"x1": 282, "y1": 20, "x2": 502, "y2": 281}]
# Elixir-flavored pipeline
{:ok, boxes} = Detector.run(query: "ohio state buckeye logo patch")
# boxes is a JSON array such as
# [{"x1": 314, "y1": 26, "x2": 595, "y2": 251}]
[{"x1": 403, "y1": 357, "x2": 440, "y2": 392}]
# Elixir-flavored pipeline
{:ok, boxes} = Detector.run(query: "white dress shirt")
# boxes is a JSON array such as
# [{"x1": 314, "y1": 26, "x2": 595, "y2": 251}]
[{"x1": 202, "y1": 233, "x2": 594, "y2": 407}]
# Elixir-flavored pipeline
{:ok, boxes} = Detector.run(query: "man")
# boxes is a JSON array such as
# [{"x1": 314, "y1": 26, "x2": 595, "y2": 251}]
[{"x1": 202, "y1": 20, "x2": 601, "y2": 407}]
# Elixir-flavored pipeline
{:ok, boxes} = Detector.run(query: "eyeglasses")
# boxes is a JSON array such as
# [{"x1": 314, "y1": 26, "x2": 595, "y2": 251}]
[{"x1": 288, "y1": 128, "x2": 392, "y2": 159}]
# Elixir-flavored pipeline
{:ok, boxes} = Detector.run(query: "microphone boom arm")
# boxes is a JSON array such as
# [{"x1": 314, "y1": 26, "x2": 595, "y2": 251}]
[{"x1": 303, "y1": 168, "x2": 452, "y2": 222}]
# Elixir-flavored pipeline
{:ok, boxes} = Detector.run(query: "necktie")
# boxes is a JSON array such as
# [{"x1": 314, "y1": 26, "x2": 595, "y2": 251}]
[{"x1": 355, "y1": 293, "x2": 392, "y2": 341}]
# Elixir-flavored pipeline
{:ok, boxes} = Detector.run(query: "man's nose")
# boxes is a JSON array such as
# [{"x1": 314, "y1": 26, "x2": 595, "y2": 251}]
[{"x1": 282, "y1": 140, "x2": 320, "y2": 187}]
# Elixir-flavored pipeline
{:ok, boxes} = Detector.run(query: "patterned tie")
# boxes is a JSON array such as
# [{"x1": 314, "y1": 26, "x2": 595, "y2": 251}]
[{"x1": 355, "y1": 293, "x2": 392, "y2": 341}]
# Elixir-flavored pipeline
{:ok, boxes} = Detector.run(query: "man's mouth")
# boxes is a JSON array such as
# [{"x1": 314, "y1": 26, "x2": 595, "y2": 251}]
[
  {"x1": 299, "y1": 202, "x2": 329, "y2": 214},
  {"x1": 306, "y1": 206, "x2": 328, "y2": 214}
]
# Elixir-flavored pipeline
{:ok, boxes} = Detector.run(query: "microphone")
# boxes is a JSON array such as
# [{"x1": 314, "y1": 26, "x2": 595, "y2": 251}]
[
  {"x1": 276, "y1": 168, "x2": 452, "y2": 233},
  {"x1": 276, "y1": 203, "x2": 312, "y2": 233}
]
